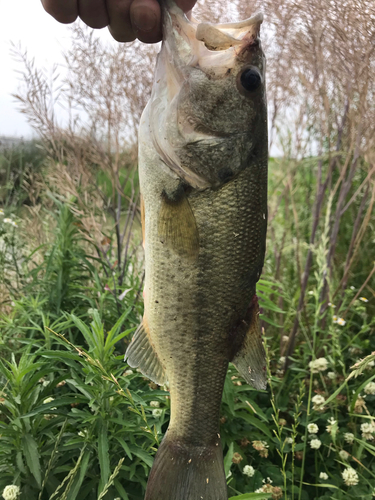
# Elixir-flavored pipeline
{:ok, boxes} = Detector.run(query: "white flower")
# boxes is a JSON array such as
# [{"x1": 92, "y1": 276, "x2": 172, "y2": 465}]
[
  {"x1": 319, "y1": 472, "x2": 328, "y2": 480},
  {"x1": 262, "y1": 477, "x2": 273, "y2": 484},
  {"x1": 152, "y1": 409, "x2": 163, "y2": 418},
  {"x1": 310, "y1": 439, "x2": 322, "y2": 449},
  {"x1": 308, "y1": 290, "x2": 314, "y2": 295},
  {"x1": 311, "y1": 394, "x2": 325, "y2": 409},
  {"x1": 43, "y1": 397, "x2": 57, "y2": 410},
  {"x1": 285, "y1": 437, "x2": 293, "y2": 444},
  {"x1": 333, "y1": 315, "x2": 338, "y2": 323},
  {"x1": 364, "y1": 382, "x2": 375, "y2": 395},
  {"x1": 337, "y1": 318, "x2": 346, "y2": 326},
  {"x1": 279, "y1": 356, "x2": 286, "y2": 365},
  {"x1": 339, "y1": 450, "x2": 349, "y2": 461},
  {"x1": 2, "y1": 485, "x2": 20, "y2": 500},
  {"x1": 350, "y1": 286, "x2": 355, "y2": 291},
  {"x1": 0, "y1": 209, "x2": 3, "y2": 216},
  {"x1": 282, "y1": 335, "x2": 289, "y2": 342},
  {"x1": 3, "y1": 218, "x2": 17, "y2": 228},
  {"x1": 368, "y1": 361, "x2": 375, "y2": 369},
  {"x1": 309, "y1": 357, "x2": 329, "y2": 373},
  {"x1": 361, "y1": 421, "x2": 375, "y2": 441},
  {"x1": 344, "y1": 433, "x2": 355, "y2": 444},
  {"x1": 359, "y1": 297, "x2": 368, "y2": 303},
  {"x1": 328, "y1": 302, "x2": 336, "y2": 308},
  {"x1": 150, "y1": 401, "x2": 160, "y2": 408},
  {"x1": 307, "y1": 423, "x2": 319, "y2": 434},
  {"x1": 78, "y1": 431, "x2": 86, "y2": 438},
  {"x1": 327, "y1": 372, "x2": 336, "y2": 380},
  {"x1": 243, "y1": 465, "x2": 255, "y2": 477},
  {"x1": 342, "y1": 467, "x2": 359, "y2": 486},
  {"x1": 326, "y1": 417, "x2": 338, "y2": 434},
  {"x1": 123, "y1": 369, "x2": 133, "y2": 376}
]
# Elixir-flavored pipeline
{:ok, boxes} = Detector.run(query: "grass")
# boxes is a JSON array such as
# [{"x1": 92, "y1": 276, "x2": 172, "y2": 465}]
[{"x1": 0, "y1": 138, "x2": 374, "y2": 500}]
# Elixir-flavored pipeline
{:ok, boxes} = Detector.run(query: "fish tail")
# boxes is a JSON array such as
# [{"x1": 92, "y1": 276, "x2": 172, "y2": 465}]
[{"x1": 145, "y1": 432, "x2": 227, "y2": 500}]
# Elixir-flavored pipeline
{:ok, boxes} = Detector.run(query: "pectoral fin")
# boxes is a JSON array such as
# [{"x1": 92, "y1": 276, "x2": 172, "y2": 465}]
[
  {"x1": 158, "y1": 189, "x2": 199, "y2": 261},
  {"x1": 231, "y1": 297, "x2": 267, "y2": 390},
  {"x1": 125, "y1": 319, "x2": 167, "y2": 385}
]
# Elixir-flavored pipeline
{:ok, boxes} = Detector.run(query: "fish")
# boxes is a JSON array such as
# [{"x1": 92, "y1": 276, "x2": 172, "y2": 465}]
[{"x1": 125, "y1": 1, "x2": 268, "y2": 499}]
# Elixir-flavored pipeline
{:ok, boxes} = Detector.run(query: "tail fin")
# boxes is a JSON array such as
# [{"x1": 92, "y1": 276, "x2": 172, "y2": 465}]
[{"x1": 145, "y1": 432, "x2": 227, "y2": 500}]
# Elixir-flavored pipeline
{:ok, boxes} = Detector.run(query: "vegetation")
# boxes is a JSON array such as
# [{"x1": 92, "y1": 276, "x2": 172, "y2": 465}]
[{"x1": 1, "y1": 0, "x2": 375, "y2": 499}]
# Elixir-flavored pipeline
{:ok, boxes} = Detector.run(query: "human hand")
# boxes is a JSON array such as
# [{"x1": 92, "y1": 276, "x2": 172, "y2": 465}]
[{"x1": 41, "y1": 0, "x2": 197, "y2": 43}]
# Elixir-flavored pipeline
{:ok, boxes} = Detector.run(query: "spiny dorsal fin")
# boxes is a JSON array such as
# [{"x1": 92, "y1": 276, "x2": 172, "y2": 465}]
[{"x1": 125, "y1": 320, "x2": 167, "y2": 386}]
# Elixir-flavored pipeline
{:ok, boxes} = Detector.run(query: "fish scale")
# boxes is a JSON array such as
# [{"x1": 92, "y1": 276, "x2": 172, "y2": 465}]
[{"x1": 125, "y1": 1, "x2": 268, "y2": 498}]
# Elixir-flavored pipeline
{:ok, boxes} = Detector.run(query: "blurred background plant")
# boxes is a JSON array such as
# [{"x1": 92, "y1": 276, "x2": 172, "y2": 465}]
[{"x1": 1, "y1": 0, "x2": 374, "y2": 499}]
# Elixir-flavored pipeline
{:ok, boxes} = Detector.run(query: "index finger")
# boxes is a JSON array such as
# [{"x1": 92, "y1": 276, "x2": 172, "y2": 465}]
[{"x1": 41, "y1": 0, "x2": 78, "y2": 23}]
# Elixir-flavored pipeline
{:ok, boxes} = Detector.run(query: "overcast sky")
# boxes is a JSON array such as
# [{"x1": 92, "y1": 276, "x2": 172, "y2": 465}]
[{"x1": 0, "y1": 0, "x2": 114, "y2": 138}]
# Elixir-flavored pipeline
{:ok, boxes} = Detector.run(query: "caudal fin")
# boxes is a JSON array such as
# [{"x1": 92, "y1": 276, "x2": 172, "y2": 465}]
[{"x1": 145, "y1": 432, "x2": 227, "y2": 500}]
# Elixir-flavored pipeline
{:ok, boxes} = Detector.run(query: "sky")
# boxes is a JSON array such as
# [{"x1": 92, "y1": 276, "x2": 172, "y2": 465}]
[{"x1": 0, "y1": 0, "x2": 113, "y2": 138}]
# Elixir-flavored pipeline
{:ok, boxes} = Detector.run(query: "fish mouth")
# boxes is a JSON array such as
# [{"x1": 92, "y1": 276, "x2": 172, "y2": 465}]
[
  {"x1": 148, "y1": 2, "x2": 264, "y2": 190},
  {"x1": 161, "y1": 0, "x2": 263, "y2": 75}
]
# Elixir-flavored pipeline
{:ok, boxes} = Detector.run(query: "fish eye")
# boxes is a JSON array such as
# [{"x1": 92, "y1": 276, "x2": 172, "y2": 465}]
[{"x1": 239, "y1": 67, "x2": 262, "y2": 92}]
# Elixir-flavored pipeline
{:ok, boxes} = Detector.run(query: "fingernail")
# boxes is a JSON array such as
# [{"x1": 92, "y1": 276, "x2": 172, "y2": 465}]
[{"x1": 131, "y1": 7, "x2": 157, "y2": 33}]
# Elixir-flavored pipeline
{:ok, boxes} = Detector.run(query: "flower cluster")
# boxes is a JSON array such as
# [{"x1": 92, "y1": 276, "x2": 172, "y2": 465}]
[
  {"x1": 307, "y1": 423, "x2": 319, "y2": 434},
  {"x1": 2, "y1": 218, "x2": 17, "y2": 228},
  {"x1": 309, "y1": 357, "x2": 329, "y2": 373},
  {"x1": 342, "y1": 467, "x2": 359, "y2": 486},
  {"x1": 339, "y1": 450, "x2": 349, "y2": 461},
  {"x1": 364, "y1": 382, "x2": 375, "y2": 395},
  {"x1": 344, "y1": 433, "x2": 355, "y2": 444},
  {"x1": 2, "y1": 485, "x2": 20, "y2": 500},
  {"x1": 255, "y1": 479, "x2": 282, "y2": 500},
  {"x1": 326, "y1": 417, "x2": 338, "y2": 434},
  {"x1": 242, "y1": 465, "x2": 255, "y2": 477},
  {"x1": 319, "y1": 472, "x2": 328, "y2": 480},
  {"x1": 361, "y1": 421, "x2": 375, "y2": 441},
  {"x1": 310, "y1": 438, "x2": 322, "y2": 449},
  {"x1": 252, "y1": 440, "x2": 269, "y2": 458},
  {"x1": 311, "y1": 394, "x2": 325, "y2": 410},
  {"x1": 333, "y1": 316, "x2": 346, "y2": 326}
]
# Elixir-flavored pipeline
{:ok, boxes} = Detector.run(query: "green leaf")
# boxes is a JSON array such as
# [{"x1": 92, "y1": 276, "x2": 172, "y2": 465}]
[
  {"x1": 116, "y1": 438, "x2": 133, "y2": 459},
  {"x1": 223, "y1": 442, "x2": 234, "y2": 478},
  {"x1": 114, "y1": 479, "x2": 130, "y2": 500},
  {"x1": 23, "y1": 433, "x2": 42, "y2": 487},
  {"x1": 98, "y1": 420, "x2": 110, "y2": 486},
  {"x1": 66, "y1": 449, "x2": 91, "y2": 500},
  {"x1": 128, "y1": 445, "x2": 154, "y2": 468},
  {"x1": 236, "y1": 412, "x2": 272, "y2": 438}
]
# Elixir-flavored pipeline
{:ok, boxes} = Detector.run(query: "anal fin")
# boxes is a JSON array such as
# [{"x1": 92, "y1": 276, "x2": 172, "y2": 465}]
[
  {"x1": 125, "y1": 319, "x2": 167, "y2": 386},
  {"x1": 231, "y1": 296, "x2": 267, "y2": 390}
]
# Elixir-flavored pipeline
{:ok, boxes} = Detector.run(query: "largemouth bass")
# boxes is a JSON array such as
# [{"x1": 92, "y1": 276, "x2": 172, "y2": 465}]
[{"x1": 125, "y1": 2, "x2": 267, "y2": 499}]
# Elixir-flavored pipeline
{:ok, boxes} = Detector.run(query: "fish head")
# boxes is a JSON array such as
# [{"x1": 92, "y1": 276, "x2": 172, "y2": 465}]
[{"x1": 149, "y1": 1, "x2": 267, "y2": 189}]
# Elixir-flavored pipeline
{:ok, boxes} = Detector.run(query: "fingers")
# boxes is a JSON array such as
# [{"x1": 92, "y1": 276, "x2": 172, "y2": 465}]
[
  {"x1": 78, "y1": 0, "x2": 109, "y2": 29},
  {"x1": 41, "y1": 0, "x2": 78, "y2": 24},
  {"x1": 130, "y1": 0, "x2": 162, "y2": 43},
  {"x1": 41, "y1": 0, "x2": 198, "y2": 43},
  {"x1": 106, "y1": 0, "x2": 135, "y2": 42}
]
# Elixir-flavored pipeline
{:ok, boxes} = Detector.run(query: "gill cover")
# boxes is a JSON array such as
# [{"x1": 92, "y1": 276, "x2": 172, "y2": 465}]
[{"x1": 149, "y1": 1, "x2": 264, "y2": 189}]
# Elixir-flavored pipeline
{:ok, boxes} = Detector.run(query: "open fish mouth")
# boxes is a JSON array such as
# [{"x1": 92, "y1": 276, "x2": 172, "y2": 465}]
[{"x1": 162, "y1": 0, "x2": 263, "y2": 76}]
